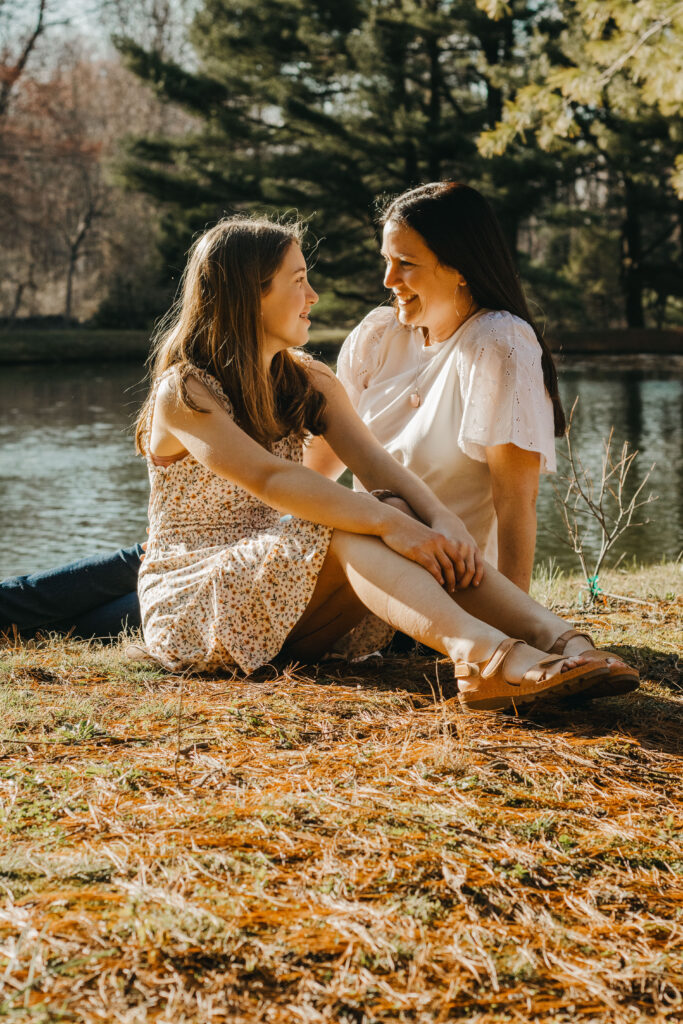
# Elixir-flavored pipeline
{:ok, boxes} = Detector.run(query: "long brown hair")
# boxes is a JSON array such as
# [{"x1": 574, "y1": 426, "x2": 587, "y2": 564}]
[
  {"x1": 135, "y1": 215, "x2": 326, "y2": 453},
  {"x1": 381, "y1": 182, "x2": 566, "y2": 436}
]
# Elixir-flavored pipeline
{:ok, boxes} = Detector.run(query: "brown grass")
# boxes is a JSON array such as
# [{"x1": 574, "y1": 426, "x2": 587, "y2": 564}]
[{"x1": 0, "y1": 563, "x2": 681, "y2": 1022}]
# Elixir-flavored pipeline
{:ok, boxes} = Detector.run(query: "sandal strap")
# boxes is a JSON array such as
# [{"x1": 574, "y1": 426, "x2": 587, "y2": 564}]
[
  {"x1": 455, "y1": 637, "x2": 582, "y2": 686},
  {"x1": 480, "y1": 638, "x2": 525, "y2": 679},
  {"x1": 453, "y1": 637, "x2": 523, "y2": 680},
  {"x1": 550, "y1": 628, "x2": 596, "y2": 655},
  {"x1": 521, "y1": 652, "x2": 567, "y2": 683}
]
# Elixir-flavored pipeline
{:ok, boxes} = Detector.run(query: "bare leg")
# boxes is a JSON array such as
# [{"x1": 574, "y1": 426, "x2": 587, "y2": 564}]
[
  {"x1": 450, "y1": 562, "x2": 571, "y2": 653},
  {"x1": 380, "y1": 498, "x2": 572, "y2": 653},
  {"x1": 383, "y1": 500, "x2": 628, "y2": 670},
  {"x1": 285, "y1": 531, "x2": 588, "y2": 684},
  {"x1": 284, "y1": 546, "x2": 367, "y2": 660}
]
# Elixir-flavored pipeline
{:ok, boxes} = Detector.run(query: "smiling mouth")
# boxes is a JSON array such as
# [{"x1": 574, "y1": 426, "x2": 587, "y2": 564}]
[{"x1": 395, "y1": 294, "x2": 418, "y2": 308}]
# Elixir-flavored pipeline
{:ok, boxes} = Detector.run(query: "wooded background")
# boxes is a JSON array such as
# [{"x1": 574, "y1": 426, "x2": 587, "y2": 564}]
[{"x1": 1, "y1": 0, "x2": 681, "y2": 332}]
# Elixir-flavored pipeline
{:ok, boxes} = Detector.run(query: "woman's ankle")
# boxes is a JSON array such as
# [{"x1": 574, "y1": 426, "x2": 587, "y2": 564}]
[
  {"x1": 445, "y1": 629, "x2": 507, "y2": 668},
  {"x1": 532, "y1": 622, "x2": 580, "y2": 654}
]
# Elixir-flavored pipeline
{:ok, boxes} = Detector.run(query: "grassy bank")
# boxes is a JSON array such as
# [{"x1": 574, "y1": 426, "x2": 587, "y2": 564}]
[
  {"x1": 0, "y1": 562, "x2": 681, "y2": 1022},
  {"x1": 0, "y1": 328, "x2": 349, "y2": 364},
  {"x1": 2, "y1": 326, "x2": 682, "y2": 365}
]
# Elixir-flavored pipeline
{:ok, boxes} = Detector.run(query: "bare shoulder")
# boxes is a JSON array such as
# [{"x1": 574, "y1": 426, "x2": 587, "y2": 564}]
[
  {"x1": 304, "y1": 357, "x2": 341, "y2": 395},
  {"x1": 305, "y1": 357, "x2": 337, "y2": 381},
  {"x1": 155, "y1": 371, "x2": 180, "y2": 411},
  {"x1": 156, "y1": 368, "x2": 221, "y2": 418}
]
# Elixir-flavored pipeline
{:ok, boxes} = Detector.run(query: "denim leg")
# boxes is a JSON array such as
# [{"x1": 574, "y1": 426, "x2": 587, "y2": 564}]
[
  {"x1": 50, "y1": 591, "x2": 141, "y2": 639},
  {"x1": 0, "y1": 545, "x2": 143, "y2": 634}
]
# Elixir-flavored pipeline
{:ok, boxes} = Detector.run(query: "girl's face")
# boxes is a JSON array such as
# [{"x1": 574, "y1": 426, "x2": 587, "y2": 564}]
[
  {"x1": 261, "y1": 242, "x2": 318, "y2": 361},
  {"x1": 381, "y1": 220, "x2": 470, "y2": 344}
]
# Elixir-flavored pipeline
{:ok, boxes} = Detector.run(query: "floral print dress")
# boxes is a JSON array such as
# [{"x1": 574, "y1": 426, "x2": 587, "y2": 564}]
[{"x1": 138, "y1": 366, "x2": 332, "y2": 673}]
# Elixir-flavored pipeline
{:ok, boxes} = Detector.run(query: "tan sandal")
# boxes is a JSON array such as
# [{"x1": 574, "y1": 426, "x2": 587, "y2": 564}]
[
  {"x1": 456, "y1": 638, "x2": 610, "y2": 712},
  {"x1": 549, "y1": 630, "x2": 639, "y2": 698}
]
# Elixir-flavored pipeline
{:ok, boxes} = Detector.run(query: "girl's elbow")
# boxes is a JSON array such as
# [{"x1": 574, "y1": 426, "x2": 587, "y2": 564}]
[{"x1": 256, "y1": 464, "x2": 292, "y2": 506}]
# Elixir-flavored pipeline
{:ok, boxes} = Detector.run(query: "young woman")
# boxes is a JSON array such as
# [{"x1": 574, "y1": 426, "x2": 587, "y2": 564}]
[{"x1": 128, "y1": 213, "x2": 631, "y2": 711}]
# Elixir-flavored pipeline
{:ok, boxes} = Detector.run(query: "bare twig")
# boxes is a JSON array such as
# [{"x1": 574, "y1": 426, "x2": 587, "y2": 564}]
[{"x1": 553, "y1": 397, "x2": 658, "y2": 604}]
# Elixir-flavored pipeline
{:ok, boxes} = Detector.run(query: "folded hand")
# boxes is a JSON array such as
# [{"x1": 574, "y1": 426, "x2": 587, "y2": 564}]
[{"x1": 380, "y1": 511, "x2": 482, "y2": 592}]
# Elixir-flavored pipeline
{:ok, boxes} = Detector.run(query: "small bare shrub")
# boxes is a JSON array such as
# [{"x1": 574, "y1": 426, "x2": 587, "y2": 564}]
[{"x1": 554, "y1": 398, "x2": 657, "y2": 604}]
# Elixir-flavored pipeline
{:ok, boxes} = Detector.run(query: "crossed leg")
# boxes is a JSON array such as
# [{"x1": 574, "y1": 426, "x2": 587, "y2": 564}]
[{"x1": 284, "y1": 530, "x2": 590, "y2": 685}]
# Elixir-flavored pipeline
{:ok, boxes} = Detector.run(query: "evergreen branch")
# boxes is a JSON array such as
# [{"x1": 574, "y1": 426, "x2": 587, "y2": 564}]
[
  {"x1": 595, "y1": 3, "x2": 683, "y2": 88},
  {"x1": 115, "y1": 36, "x2": 229, "y2": 114}
]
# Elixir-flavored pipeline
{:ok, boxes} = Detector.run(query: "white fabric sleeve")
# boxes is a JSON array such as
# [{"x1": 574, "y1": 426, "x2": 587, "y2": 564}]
[
  {"x1": 335, "y1": 307, "x2": 392, "y2": 409},
  {"x1": 457, "y1": 314, "x2": 557, "y2": 473}
]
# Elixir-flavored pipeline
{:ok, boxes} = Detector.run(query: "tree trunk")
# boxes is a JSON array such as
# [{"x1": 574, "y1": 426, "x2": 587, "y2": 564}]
[
  {"x1": 63, "y1": 201, "x2": 97, "y2": 321},
  {"x1": 381, "y1": 17, "x2": 417, "y2": 184},
  {"x1": 9, "y1": 281, "x2": 25, "y2": 321},
  {"x1": 620, "y1": 178, "x2": 645, "y2": 328},
  {"x1": 426, "y1": 32, "x2": 441, "y2": 181},
  {"x1": 64, "y1": 250, "x2": 77, "y2": 322}
]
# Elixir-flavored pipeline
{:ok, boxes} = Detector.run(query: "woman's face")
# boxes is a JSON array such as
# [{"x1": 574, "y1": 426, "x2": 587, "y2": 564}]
[
  {"x1": 381, "y1": 220, "x2": 468, "y2": 343},
  {"x1": 261, "y1": 242, "x2": 318, "y2": 361}
]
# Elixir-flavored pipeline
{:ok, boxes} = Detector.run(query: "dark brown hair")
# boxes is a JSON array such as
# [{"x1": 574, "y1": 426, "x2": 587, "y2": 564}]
[
  {"x1": 381, "y1": 182, "x2": 566, "y2": 436},
  {"x1": 136, "y1": 215, "x2": 326, "y2": 452}
]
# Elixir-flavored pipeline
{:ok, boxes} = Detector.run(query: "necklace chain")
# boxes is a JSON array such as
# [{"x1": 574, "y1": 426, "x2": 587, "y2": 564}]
[
  {"x1": 408, "y1": 305, "x2": 479, "y2": 409},
  {"x1": 409, "y1": 345, "x2": 425, "y2": 408}
]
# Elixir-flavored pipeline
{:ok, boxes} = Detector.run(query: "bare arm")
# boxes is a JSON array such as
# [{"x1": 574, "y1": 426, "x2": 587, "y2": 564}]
[
  {"x1": 310, "y1": 363, "x2": 476, "y2": 533},
  {"x1": 303, "y1": 433, "x2": 346, "y2": 480},
  {"x1": 152, "y1": 373, "x2": 475, "y2": 591},
  {"x1": 309, "y1": 360, "x2": 484, "y2": 586},
  {"x1": 485, "y1": 443, "x2": 541, "y2": 592}
]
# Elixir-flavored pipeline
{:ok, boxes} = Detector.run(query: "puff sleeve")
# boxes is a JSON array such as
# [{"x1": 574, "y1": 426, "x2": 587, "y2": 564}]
[
  {"x1": 336, "y1": 307, "x2": 393, "y2": 408},
  {"x1": 457, "y1": 312, "x2": 557, "y2": 473}
]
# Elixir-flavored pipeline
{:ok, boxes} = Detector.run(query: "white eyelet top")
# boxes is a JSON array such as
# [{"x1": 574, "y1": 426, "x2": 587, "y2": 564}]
[{"x1": 336, "y1": 306, "x2": 556, "y2": 565}]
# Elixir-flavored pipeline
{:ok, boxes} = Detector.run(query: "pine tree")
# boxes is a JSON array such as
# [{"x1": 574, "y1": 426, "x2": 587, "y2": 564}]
[{"x1": 116, "y1": 0, "x2": 570, "y2": 318}]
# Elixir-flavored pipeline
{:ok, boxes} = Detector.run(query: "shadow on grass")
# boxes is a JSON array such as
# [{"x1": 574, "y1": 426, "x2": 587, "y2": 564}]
[
  {"x1": 528, "y1": 689, "x2": 683, "y2": 756},
  {"x1": 304, "y1": 648, "x2": 683, "y2": 757},
  {"x1": 610, "y1": 643, "x2": 681, "y2": 691}
]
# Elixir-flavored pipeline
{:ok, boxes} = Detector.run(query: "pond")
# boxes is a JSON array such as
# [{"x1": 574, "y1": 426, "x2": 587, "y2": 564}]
[{"x1": 0, "y1": 359, "x2": 681, "y2": 580}]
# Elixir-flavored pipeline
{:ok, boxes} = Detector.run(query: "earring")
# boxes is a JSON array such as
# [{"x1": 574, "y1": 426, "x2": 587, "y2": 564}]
[{"x1": 454, "y1": 282, "x2": 473, "y2": 322}]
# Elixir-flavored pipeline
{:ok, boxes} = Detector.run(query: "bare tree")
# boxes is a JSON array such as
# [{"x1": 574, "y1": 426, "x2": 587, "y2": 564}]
[
  {"x1": 98, "y1": 0, "x2": 196, "y2": 61},
  {"x1": 554, "y1": 398, "x2": 658, "y2": 604},
  {"x1": 0, "y1": 34, "x2": 190, "y2": 322},
  {"x1": 0, "y1": 0, "x2": 53, "y2": 118}
]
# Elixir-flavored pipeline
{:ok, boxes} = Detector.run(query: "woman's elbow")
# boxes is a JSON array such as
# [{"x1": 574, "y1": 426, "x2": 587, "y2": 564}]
[{"x1": 495, "y1": 486, "x2": 538, "y2": 518}]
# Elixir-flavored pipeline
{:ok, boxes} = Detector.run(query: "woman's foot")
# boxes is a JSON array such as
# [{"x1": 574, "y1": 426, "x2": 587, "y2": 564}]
[
  {"x1": 456, "y1": 638, "x2": 610, "y2": 712},
  {"x1": 549, "y1": 629, "x2": 640, "y2": 698}
]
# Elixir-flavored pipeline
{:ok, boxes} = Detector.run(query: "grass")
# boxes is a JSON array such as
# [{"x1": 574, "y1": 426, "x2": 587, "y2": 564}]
[{"x1": 0, "y1": 562, "x2": 681, "y2": 1022}]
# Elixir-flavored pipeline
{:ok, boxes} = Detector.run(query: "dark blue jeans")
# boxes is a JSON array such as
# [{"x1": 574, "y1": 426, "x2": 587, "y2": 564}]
[{"x1": 0, "y1": 545, "x2": 143, "y2": 639}]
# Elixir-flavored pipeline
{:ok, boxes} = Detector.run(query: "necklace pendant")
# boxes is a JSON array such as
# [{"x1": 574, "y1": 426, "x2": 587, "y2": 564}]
[{"x1": 409, "y1": 392, "x2": 421, "y2": 408}]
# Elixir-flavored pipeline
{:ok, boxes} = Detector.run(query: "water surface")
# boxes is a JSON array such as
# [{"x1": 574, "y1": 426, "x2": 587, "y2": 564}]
[{"x1": 0, "y1": 360, "x2": 681, "y2": 580}]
